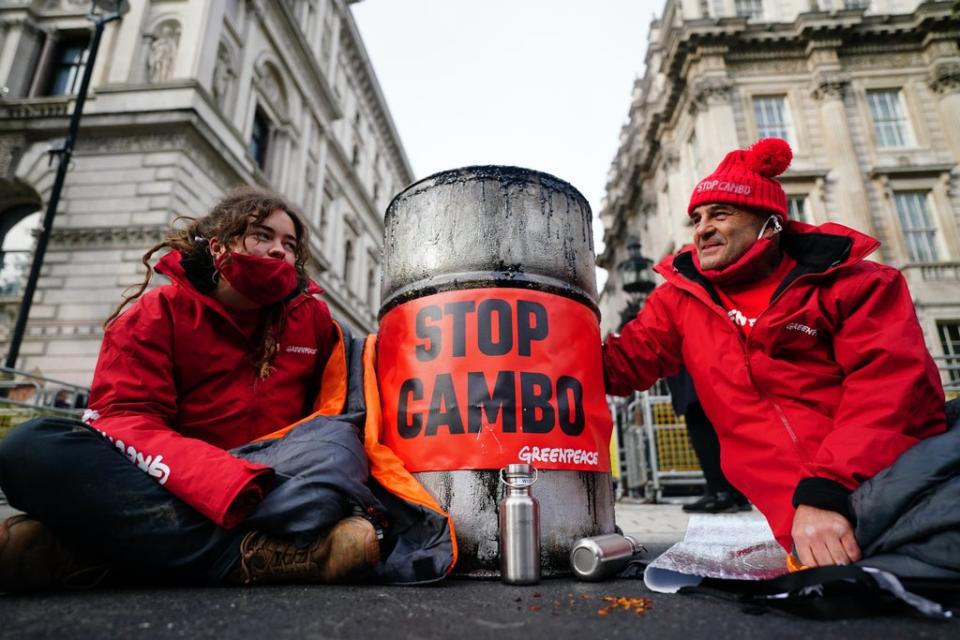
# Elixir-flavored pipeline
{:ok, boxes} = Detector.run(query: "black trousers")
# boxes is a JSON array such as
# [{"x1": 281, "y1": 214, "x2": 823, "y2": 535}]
[
  {"x1": 0, "y1": 418, "x2": 246, "y2": 583},
  {"x1": 685, "y1": 402, "x2": 745, "y2": 499},
  {"x1": 0, "y1": 416, "x2": 370, "y2": 584}
]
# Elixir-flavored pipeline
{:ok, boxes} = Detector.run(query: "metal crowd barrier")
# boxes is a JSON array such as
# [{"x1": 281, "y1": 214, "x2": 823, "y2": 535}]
[
  {"x1": 0, "y1": 367, "x2": 89, "y2": 507},
  {"x1": 610, "y1": 384, "x2": 705, "y2": 503}
]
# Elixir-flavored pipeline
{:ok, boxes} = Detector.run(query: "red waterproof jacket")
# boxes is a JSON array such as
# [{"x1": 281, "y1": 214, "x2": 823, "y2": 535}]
[
  {"x1": 85, "y1": 251, "x2": 337, "y2": 529},
  {"x1": 604, "y1": 222, "x2": 946, "y2": 550}
]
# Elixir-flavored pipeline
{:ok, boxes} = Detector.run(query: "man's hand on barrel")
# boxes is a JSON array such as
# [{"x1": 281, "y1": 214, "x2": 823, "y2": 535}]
[{"x1": 791, "y1": 504, "x2": 862, "y2": 567}]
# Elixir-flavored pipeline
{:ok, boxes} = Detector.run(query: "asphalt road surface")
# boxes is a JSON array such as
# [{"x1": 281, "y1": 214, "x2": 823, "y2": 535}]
[{"x1": 1, "y1": 544, "x2": 957, "y2": 640}]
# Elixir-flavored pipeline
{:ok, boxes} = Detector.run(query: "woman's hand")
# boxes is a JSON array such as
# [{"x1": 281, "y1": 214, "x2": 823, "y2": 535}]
[{"x1": 791, "y1": 504, "x2": 861, "y2": 567}]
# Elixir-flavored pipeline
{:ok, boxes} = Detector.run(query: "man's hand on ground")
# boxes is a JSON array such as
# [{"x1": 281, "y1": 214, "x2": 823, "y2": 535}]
[{"x1": 791, "y1": 504, "x2": 862, "y2": 567}]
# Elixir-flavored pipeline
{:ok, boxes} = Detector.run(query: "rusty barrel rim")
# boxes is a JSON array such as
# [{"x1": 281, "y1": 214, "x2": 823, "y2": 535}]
[
  {"x1": 385, "y1": 165, "x2": 591, "y2": 222},
  {"x1": 382, "y1": 165, "x2": 597, "y2": 320}
]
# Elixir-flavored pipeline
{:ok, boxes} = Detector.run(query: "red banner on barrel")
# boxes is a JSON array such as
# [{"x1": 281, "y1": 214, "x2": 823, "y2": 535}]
[{"x1": 377, "y1": 288, "x2": 612, "y2": 472}]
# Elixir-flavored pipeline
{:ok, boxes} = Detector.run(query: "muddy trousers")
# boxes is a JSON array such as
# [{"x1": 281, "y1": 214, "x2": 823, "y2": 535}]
[{"x1": 0, "y1": 417, "x2": 368, "y2": 584}]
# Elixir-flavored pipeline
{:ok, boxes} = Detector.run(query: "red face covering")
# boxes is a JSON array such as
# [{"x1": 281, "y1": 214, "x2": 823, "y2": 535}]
[{"x1": 214, "y1": 251, "x2": 299, "y2": 306}]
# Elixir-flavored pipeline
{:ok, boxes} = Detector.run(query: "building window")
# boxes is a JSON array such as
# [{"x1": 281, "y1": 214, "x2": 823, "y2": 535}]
[
  {"x1": 844, "y1": 0, "x2": 869, "y2": 9},
  {"x1": 687, "y1": 132, "x2": 702, "y2": 177},
  {"x1": 894, "y1": 191, "x2": 939, "y2": 263},
  {"x1": 867, "y1": 90, "x2": 911, "y2": 148},
  {"x1": 734, "y1": 0, "x2": 763, "y2": 20},
  {"x1": 249, "y1": 107, "x2": 272, "y2": 170},
  {"x1": 752, "y1": 96, "x2": 793, "y2": 143},
  {"x1": 937, "y1": 322, "x2": 960, "y2": 385},
  {"x1": 319, "y1": 186, "x2": 332, "y2": 240},
  {"x1": 318, "y1": 202, "x2": 328, "y2": 239},
  {"x1": 367, "y1": 266, "x2": 377, "y2": 309},
  {"x1": 44, "y1": 36, "x2": 89, "y2": 96},
  {"x1": 343, "y1": 238, "x2": 355, "y2": 287},
  {"x1": 304, "y1": 160, "x2": 318, "y2": 223},
  {"x1": 787, "y1": 196, "x2": 807, "y2": 224}
]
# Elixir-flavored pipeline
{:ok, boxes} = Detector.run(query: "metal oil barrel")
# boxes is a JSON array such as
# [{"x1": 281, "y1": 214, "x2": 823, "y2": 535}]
[{"x1": 378, "y1": 166, "x2": 615, "y2": 575}]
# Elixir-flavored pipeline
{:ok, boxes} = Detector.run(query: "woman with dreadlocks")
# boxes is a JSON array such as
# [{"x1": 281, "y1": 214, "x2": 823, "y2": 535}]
[{"x1": 0, "y1": 188, "x2": 382, "y2": 591}]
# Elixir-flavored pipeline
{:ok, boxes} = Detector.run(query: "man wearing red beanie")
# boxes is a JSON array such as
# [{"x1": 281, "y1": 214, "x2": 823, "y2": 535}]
[{"x1": 604, "y1": 138, "x2": 947, "y2": 569}]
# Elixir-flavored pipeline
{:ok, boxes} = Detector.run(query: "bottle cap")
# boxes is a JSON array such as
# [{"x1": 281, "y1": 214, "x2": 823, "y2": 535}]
[{"x1": 500, "y1": 463, "x2": 537, "y2": 488}]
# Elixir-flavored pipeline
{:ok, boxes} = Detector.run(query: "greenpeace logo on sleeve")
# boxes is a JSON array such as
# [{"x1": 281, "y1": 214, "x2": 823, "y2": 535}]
[
  {"x1": 94, "y1": 429, "x2": 171, "y2": 485},
  {"x1": 84, "y1": 411, "x2": 170, "y2": 484}
]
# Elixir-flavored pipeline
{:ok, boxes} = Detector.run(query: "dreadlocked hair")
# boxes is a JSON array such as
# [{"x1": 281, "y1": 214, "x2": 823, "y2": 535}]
[{"x1": 105, "y1": 186, "x2": 312, "y2": 380}]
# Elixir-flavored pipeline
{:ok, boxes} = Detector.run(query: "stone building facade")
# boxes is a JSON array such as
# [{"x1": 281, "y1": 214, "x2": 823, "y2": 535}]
[
  {"x1": 0, "y1": 0, "x2": 412, "y2": 384},
  {"x1": 598, "y1": 0, "x2": 960, "y2": 380}
]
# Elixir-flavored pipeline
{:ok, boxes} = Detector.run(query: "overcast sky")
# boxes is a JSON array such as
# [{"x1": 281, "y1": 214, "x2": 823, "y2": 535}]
[{"x1": 352, "y1": 1, "x2": 663, "y2": 286}]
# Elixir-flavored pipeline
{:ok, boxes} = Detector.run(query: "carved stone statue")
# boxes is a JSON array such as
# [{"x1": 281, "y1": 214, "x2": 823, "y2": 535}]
[
  {"x1": 212, "y1": 44, "x2": 235, "y2": 109},
  {"x1": 147, "y1": 22, "x2": 181, "y2": 84}
]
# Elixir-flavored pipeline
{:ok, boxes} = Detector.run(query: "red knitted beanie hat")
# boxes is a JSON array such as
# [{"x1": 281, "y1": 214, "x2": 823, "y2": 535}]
[{"x1": 687, "y1": 138, "x2": 793, "y2": 217}]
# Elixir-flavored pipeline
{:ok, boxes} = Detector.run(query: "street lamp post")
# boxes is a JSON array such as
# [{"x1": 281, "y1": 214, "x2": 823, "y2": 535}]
[
  {"x1": 616, "y1": 237, "x2": 655, "y2": 329},
  {"x1": 4, "y1": 1, "x2": 129, "y2": 369}
]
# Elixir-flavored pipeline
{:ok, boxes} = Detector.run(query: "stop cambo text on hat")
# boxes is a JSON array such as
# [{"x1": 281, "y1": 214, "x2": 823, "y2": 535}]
[{"x1": 688, "y1": 138, "x2": 793, "y2": 218}]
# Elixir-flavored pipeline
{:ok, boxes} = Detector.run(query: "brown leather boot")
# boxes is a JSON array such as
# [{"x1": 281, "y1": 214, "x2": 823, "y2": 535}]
[
  {"x1": 0, "y1": 515, "x2": 110, "y2": 593},
  {"x1": 228, "y1": 515, "x2": 379, "y2": 585}
]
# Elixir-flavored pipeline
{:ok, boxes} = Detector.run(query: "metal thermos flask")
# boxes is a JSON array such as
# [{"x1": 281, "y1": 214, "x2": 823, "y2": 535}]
[
  {"x1": 570, "y1": 533, "x2": 645, "y2": 581},
  {"x1": 499, "y1": 464, "x2": 540, "y2": 585}
]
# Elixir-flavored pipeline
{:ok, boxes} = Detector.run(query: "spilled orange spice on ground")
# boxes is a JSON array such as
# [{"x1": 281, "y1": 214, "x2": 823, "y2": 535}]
[{"x1": 597, "y1": 595, "x2": 653, "y2": 617}]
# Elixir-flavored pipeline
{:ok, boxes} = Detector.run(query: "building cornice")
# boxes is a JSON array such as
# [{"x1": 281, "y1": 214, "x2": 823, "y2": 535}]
[
  {"x1": 339, "y1": 3, "x2": 415, "y2": 184},
  {"x1": 49, "y1": 224, "x2": 168, "y2": 248},
  {"x1": 869, "y1": 162, "x2": 955, "y2": 179}
]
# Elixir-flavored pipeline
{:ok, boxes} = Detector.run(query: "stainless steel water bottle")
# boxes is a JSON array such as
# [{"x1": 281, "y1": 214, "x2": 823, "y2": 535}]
[
  {"x1": 499, "y1": 464, "x2": 540, "y2": 585},
  {"x1": 570, "y1": 533, "x2": 645, "y2": 581}
]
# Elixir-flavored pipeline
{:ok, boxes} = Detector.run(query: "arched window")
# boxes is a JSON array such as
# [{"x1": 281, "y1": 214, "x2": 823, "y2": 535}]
[
  {"x1": 249, "y1": 106, "x2": 272, "y2": 170},
  {"x1": 0, "y1": 212, "x2": 40, "y2": 298}
]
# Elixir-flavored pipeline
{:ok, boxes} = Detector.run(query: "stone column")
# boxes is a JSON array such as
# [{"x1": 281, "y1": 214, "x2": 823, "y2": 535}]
[
  {"x1": 0, "y1": 17, "x2": 41, "y2": 98},
  {"x1": 928, "y1": 61, "x2": 960, "y2": 161},
  {"x1": 104, "y1": 0, "x2": 148, "y2": 84},
  {"x1": 689, "y1": 77, "x2": 739, "y2": 169},
  {"x1": 26, "y1": 28, "x2": 56, "y2": 97},
  {"x1": 811, "y1": 72, "x2": 874, "y2": 235},
  {"x1": 663, "y1": 145, "x2": 690, "y2": 248}
]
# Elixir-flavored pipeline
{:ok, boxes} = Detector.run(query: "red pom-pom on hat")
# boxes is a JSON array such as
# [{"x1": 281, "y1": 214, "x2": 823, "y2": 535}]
[{"x1": 746, "y1": 138, "x2": 792, "y2": 178}]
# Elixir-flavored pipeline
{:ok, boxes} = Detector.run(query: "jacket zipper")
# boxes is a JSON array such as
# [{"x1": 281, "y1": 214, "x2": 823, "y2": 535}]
[
  {"x1": 745, "y1": 274, "x2": 820, "y2": 467},
  {"x1": 739, "y1": 336, "x2": 813, "y2": 467},
  {"x1": 673, "y1": 266, "x2": 816, "y2": 466}
]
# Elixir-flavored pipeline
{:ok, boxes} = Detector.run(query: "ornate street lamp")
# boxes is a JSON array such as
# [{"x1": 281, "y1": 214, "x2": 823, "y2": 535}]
[
  {"x1": 5, "y1": 0, "x2": 130, "y2": 368},
  {"x1": 616, "y1": 237, "x2": 656, "y2": 330},
  {"x1": 617, "y1": 237, "x2": 655, "y2": 295}
]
